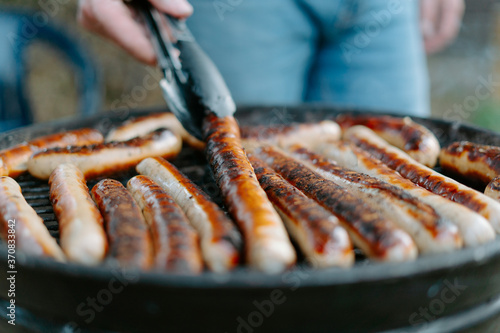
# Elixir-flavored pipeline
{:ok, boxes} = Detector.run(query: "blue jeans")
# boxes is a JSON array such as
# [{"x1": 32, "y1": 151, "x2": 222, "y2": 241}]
[{"x1": 187, "y1": 0, "x2": 429, "y2": 116}]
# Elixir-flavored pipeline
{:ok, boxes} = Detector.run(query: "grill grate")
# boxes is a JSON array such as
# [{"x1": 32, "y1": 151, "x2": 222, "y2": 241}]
[{"x1": 16, "y1": 174, "x2": 60, "y2": 240}]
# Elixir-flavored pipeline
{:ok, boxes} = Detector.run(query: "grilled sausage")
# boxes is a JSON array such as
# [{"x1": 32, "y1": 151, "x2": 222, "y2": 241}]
[
  {"x1": 105, "y1": 112, "x2": 205, "y2": 150},
  {"x1": 240, "y1": 120, "x2": 341, "y2": 149},
  {"x1": 0, "y1": 145, "x2": 32, "y2": 178},
  {"x1": 49, "y1": 164, "x2": 107, "y2": 265},
  {"x1": 203, "y1": 113, "x2": 296, "y2": 273},
  {"x1": 253, "y1": 145, "x2": 417, "y2": 262},
  {"x1": 439, "y1": 141, "x2": 500, "y2": 185},
  {"x1": 28, "y1": 128, "x2": 181, "y2": 180},
  {"x1": 0, "y1": 128, "x2": 103, "y2": 177},
  {"x1": 343, "y1": 125, "x2": 500, "y2": 234},
  {"x1": 316, "y1": 140, "x2": 496, "y2": 246},
  {"x1": 249, "y1": 156, "x2": 354, "y2": 267},
  {"x1": 336, "y1": 114, "x2": 440, "y2": 167},
  {"x1": 128, "y1": 176, "x2": 203, "y2": 274},
  {"x1": 136, "y1": 158, "x2": 241, "y2": 273},
  {"x1": 486, "y1": 176, "x2": 500, "y2": 202},
  {"x1": 0, "y1": 176, "x2": 65, "y2": 261},
  {"x1": 91, "y1": 179, "x2": 153, "y2": 269},
  {"x1": 288, "y1": 145, "x2": 463, "y2": 254}
]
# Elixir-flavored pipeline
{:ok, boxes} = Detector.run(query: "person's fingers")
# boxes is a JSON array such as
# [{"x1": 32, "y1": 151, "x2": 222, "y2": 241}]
[
  {"x1": 420, "y1": 0, "x2": 439, "y2": 39},
  {"x1": 78, "y1": 0, "x2": 157, "y2": 65},
  {"x1": 149, "y1": 0, "x2": 193, "y2": 18},
  {"x1": 424, "y1": 0, "x2": 465, "y2": 54},
  {"x1": 77, "y1": 0, "x2": 193, "y2": 64},
  {"x1": 436, "y1": 0, "x2": 465, "y2": 44}
]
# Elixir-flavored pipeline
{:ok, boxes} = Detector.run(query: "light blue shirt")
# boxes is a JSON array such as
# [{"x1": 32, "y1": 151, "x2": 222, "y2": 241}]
[{"x1": 188, "y1": 0, "x2": 429, "y2": 116}]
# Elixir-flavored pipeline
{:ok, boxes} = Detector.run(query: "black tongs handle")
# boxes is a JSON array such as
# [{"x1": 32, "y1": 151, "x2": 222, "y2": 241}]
[{"x1": 128, "y1": 0, "x2": 236, "y2": 140}]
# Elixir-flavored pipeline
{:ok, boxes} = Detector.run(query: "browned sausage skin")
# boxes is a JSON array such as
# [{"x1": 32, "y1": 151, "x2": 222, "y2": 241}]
[
  {"x1": 105, "y1": 112, "x2": 205, "y2": 150},
  {"x1": 440, "y1": 141, "x2": 500, "y2": 185},
  {"x1": 287, "y1": 145, "x2": 462, "y2": 254},
  {"x1": 136, "y1": 157, "x2": 241, "y2": 273},
  {"x1": 128, "y1": 175, "x2": 203, "y2": 274},
  {"x1": 240, "y1": 120, "x2": 341, "y2": 149},
  {"x1": 315, "y1": 140, "x2": 495, "y2": 246},
  {"x1": 0, "y1": 176, "x2": 65, "y2": 261},
  {"x1": 0, "y1": 128, "x2": 103, "y2": 177},
  {"x1": 28, "y1": 128, "x2": 181, "y2": 180},
  {"x1": 336, "y1": 114, "x2": 440, "y2": 167},
  {"x1": 249, "y1": 155, "x2": 354, "y2": 268},
  {"x1": 91, "y1": 179, "x2": 153, "y2": 269},
  {"x1": 49, "y1": 164, "x2": 107, "y2": 265},
  {"x1": 486, "y1": 176, "x2": 500, "y2": 202},
  {"x1": 345, "y1": 125, "x2": 500, "y2": 233},
  {"x1": 253, "y1": 145, "x2": 417, "y2": 262},
  {"x1": 203, "y1": 113, "x2": 296, "y2": 273}
]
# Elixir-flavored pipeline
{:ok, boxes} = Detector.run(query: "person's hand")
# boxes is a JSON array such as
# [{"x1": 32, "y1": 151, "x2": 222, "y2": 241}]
[
  {"x1": 420, "y1": 0, "x2": 465, "y2": 54},
  {"x1": 78, "y1": 0, "x2": 193, "y2": 65}
]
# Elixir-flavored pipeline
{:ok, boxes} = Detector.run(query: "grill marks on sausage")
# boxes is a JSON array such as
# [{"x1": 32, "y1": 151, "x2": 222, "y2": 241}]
[
  {"x1": 445, "y1": 142, "x2": 500, "y2": 167},
  {"x1": 105, "y1": 112, "x2": 205, "y2": 149},
  {"x1": 336, "y1": 115, "x2": 425, "y2": 151},
  {"x1": 105, "y1": 113, "x2": 178, "y2": 142},
  {"x1": 136, "y1": 157, "x2": 242, "y2": 272},
  {"x1": 288, "y1": 146, "x2": 449, "y2": 238},
  {"x1": 41, "y1": 129, "x2": 170, "y2": 155},
  {"x1": 28, "y1": 129, "x2": 181, "y2": 180},
  {"x1": 316, "y1": 140, "x2": 497, "y2": 246},
  {"x1": 203, "y1": 114, "x2": 296, "y2": 272},
  {"x1": 489, "y1": 178, "x2": 500, "y2": 192},
  {"x1": 149, "y1": 158, "x2": 242, "y2": 252},
  {"x1": 249, "y1": 156, "x2": 353, "y2": 267},
  {"x1": 255, "y1": 146, "x2": 416, "y2": 261},
  {"x1": 440, "y1": 141, "x2": 500, "y2": 184},
  {"x1": 128, "y1": 176, "x2": 203, "y2": 274},
  {"x1": 0, "y1": 128, "x2": 104, "y2": 177},
  {"x1": 486, "y1": 177, "x2": 500, "y2": 202},
  {"x1": 351, "y1": 136, "x2": 489, "y2": 213},
  {"x1": 336, "y1": 114, "x2": 440, "y2": 167},
  {"x1": 91, "y1": 179, "x2": 153, "y2": 269}
]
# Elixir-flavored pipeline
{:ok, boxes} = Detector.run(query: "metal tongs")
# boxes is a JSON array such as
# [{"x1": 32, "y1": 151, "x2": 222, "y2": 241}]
[{"x1": 129, "y1": 0, "x2": 236, "y2": 139}]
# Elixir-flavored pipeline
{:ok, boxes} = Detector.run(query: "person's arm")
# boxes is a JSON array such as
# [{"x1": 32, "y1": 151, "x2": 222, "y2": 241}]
[
  {"x1": 77, "y1": 0, "x2": 193, "y2": 65},
  {"x1": 420, "y1": 0, "x2": 465, "y2": 54}
]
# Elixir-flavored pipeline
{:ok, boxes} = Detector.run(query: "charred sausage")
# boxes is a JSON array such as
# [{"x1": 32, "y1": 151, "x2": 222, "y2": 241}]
[
  {"x1": 28, "y1": 129, "x2": 181, "y2": 180},
  {"x1": 249, "y1": 155, "x2": 354, "y2": 268},
  {"x1": 343, "y1": 126, "x2": 500, "y2": 234},
  {"x1": 128, "y1": 175, "x2": 203, "y2": 274},
  {"x1": 203, "y1": 113, "x2": 296, "y2": 273},
  {"x1": 0, "y1": 128, "x2": 103, "y2": 177},
  {"x1": 288, "y1": 145, "x2": 462, "y2": 254},
  {"x1": 91, "y1": 179, "x2": 153, "y2": 269},
  {"x1": 136, "y1": 157, "x2": 241, "y2": 273},
  {"x1": 336, "y1": 114, "x2": 440, "y2": 167},
  {"x1": 253, "y1": 145, "x2": 418, "y2": 262}
]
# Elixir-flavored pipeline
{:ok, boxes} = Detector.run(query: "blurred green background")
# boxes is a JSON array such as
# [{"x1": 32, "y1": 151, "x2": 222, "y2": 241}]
[{"x1": 2, "y1": 0, "x2": 500, "y2": 132}]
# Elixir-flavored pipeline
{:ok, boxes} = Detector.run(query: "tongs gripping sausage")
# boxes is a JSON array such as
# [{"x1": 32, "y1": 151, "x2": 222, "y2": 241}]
[{"x1": 131, "y1": 0, "x2": 236, "y2": 139}]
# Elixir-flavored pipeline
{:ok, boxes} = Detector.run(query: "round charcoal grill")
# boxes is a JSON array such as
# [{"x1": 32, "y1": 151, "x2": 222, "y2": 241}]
[{"x1": 1, "y1": 105, "x2": 500, "y2": 333}]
